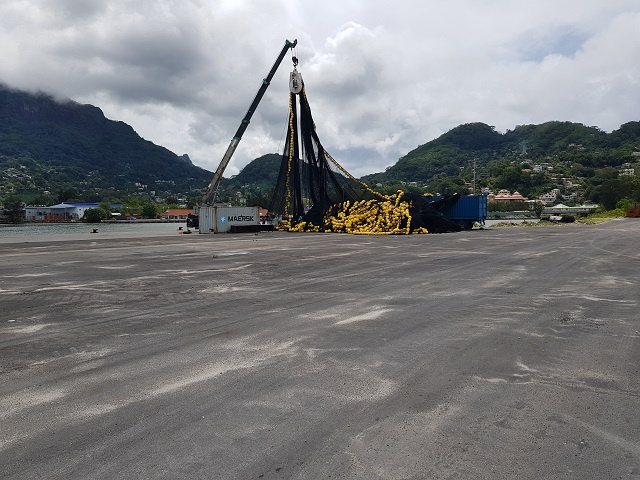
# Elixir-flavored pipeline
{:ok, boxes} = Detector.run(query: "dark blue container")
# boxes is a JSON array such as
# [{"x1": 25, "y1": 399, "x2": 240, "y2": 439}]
[{"x1": 426, "y1": 195, "x2": 487, "y2": 228}]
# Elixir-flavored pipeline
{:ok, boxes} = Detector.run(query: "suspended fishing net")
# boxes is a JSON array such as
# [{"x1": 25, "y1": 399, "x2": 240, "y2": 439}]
[{"x1": 268, "y1": 86, "x2": 461, "y2": 234}]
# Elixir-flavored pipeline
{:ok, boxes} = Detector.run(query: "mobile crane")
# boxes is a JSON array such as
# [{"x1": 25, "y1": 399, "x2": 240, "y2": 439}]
[{"x1": 199, "y1": 39, "x2": 299, "y2": 206}]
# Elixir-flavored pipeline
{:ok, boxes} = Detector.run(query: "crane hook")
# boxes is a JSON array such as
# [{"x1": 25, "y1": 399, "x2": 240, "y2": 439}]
[
  {"x1": 290, "y1": 53, "x2": 302, "y2": 93},
  {"x1": 289, "y1": 68, "x2": 303, "y2": 94}
]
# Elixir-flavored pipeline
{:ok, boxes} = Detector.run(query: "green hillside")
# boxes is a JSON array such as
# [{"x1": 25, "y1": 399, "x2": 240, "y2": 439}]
[
  {"x1": 365, "y1": 121, "x2": 640, "y2": 184},
  {"x1": 222, "y1": 153, "x2": 281, "y2": 190},
  {"x1": 212, "y1": 153, "x2": 281, "y2": 207},
  {"x1": 362, "y1": 121, "x2": 640, "y2": 208},
  {"x1": 2, "y1": 80, "x2": 639, "y2": 211},
  {"x1": 0, "y1": 84, "x2": 212, "y2": 201}
]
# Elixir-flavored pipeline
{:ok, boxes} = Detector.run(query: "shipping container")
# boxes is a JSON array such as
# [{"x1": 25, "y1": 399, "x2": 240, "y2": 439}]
[
  {"x1": 198, "y1": 206, "x2": 216, "y2": 233},
  {"x1": 197, "y1": 206, "x2": 260, "y2": 234},
  {"x1": 626, "y1": 208, "x2": 640, "y2": 218},
  {"x1": 439, "y1": 195, "x2": 487, "y2": 221},
  {"x1": 426, "y1": 195, "x2": 487, "y2": 229}
]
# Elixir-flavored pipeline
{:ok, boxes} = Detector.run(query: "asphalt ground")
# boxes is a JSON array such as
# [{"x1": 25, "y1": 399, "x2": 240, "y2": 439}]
[{"x1": 1, "y1": 220, "x2": 639, "y2": 479}]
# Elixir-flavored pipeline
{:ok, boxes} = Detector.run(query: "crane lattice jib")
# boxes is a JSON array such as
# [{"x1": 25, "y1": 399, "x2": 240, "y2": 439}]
[{"x1": 201, "y1": 39, "x2": 297, "y2": 206}]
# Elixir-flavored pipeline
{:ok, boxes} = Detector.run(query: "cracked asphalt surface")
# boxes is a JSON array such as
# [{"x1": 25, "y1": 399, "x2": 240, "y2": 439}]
[{"x1": 1, "y1": 220, "x2": 639, "y2": 479}]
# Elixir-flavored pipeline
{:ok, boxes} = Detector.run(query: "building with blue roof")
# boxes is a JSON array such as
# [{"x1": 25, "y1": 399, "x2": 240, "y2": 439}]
[{"x1": 25, "y1": 203, "x2": 123, "y2": 221}]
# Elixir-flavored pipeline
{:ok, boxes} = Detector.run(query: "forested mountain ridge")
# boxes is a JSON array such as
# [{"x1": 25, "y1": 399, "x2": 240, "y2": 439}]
[
  {"x1": 213, "y1": 153, "x2": 282, "y2": 208},
  {"x1": 361, "y1": 121, "x2": 640, "y2": 208},
  {"x1": 364, "y1": 121, "x2": 640, "y2": 184},
  {"x1": 2, "y1": 82, "x2": 639, "y2": 210},
  {"x1": 0, "y1": 84, "x2": 211, "y2": 202},
  {"x1": 212, "y1": 121, "x2": 640, "y2": 209}
]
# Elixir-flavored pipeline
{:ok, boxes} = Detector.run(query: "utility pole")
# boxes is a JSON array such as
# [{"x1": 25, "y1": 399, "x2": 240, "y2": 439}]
[{"x1": 472, "y1": 158, "x2": 477, "y2": 195}]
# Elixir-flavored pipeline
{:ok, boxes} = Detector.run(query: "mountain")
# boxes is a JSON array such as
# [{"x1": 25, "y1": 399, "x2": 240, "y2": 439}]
[
  {"x1": 359, "y1": 120, "x2": 640, "y2": 209},
  {"x1": 222, "y1": 153, "x2": 282, "y2": 190},
  {"x1": 3, "y1": 81, "x2": 638, "y2": 209},
  {"x1": 0, "y1": 84, "x2": 212, "y2": 200},
  {"x1": 363, "y1": 121, "x2": 640, "y2": 185},
  {"x1": 209, "y1": 153, "x2": 281, "y2": 207},
  {"x1": 214, "y1": 121, "x2": 640, "y2": 209}
]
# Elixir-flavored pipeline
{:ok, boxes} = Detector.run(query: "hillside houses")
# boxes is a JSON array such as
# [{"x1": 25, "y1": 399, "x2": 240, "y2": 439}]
[{"x1": 487, "y1": 189, "x2": 528, "y2": 202}]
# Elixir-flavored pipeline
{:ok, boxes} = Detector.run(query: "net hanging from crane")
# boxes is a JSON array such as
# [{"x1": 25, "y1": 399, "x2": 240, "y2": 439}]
[{"x1": 268, "y1": 85, "x2": 462, "y2": 234}]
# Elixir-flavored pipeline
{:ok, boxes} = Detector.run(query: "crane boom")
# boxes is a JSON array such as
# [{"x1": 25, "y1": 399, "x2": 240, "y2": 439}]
[{"x1": 200, "y1": 39, "x2": 298, "y2": 206}]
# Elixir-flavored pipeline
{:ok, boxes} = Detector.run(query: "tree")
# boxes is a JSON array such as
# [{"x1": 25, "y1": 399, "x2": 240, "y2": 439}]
[
  {"x1": 98, "y1": 201, "x2": 112, "y2": 218},
  {"x1": 141, "y1": 203, "x2": 158, "y2": 219},
  {"x1": 3, "y1": 196, "x2": 24, "y2": 223},
  {"x1": 57, "y1": 188, "x2": 77, "y2": 203},
  {"x1": 246, "y1": 191, "x2": 272, "y2": 208},
  {"x1": 427, "y1": 176, "x2": 466, "y2": 195},
  {"x1": 83, "y1": 208, "x2": 106, "y2": 223},
  {"x1": 590, "y1": 178, "x2": 640, "y2": 210},
  {"x1": 488, "y1": 200, "x2": 530, "y2": 212},
  {"x1": 30, "y1": 194, "x2": 54, "y2": 206},
  {"x1": 533, "y1": 203, "x2": 544, "y2": 218}
]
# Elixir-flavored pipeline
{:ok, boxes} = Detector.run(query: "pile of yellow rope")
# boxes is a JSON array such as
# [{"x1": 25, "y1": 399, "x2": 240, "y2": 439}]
[{"x1": 278, "y1": 191, "x2": 429, "y2": 235}]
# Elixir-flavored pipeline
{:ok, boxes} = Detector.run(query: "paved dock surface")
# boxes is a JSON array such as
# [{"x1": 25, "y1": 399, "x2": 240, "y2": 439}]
[{"x1": 1, "y1": 221, "x2": 639, "y2": 479}]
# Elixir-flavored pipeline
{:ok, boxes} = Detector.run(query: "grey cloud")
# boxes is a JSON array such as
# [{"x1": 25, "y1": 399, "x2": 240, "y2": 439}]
[{"x1": 44, "y1": 0, "x2": 110, "y2": 21}]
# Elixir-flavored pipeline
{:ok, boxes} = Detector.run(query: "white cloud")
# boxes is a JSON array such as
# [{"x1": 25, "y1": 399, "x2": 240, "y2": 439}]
[{"x1": 1, "y1": 0, "x2": 639, "y2": 178}]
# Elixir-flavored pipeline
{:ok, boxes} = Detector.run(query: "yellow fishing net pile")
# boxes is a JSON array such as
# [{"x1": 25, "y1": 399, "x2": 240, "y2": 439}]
[{"x1": 278, "y1": 191, "x2": 429, "y2": 235}]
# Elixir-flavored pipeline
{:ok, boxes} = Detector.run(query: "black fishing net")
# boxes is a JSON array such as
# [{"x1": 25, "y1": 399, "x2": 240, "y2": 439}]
[
  {"x1": 269, "y1": 90, "x2": 374, "y2": 225},
  {"x1": 268, "y1": 86, "x2": 461, "y2": 234}
]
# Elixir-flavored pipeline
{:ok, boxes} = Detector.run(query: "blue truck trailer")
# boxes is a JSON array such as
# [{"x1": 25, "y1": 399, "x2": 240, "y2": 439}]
[{"x1": 426, "y1": 194, "x2": 487, "y2": 230}]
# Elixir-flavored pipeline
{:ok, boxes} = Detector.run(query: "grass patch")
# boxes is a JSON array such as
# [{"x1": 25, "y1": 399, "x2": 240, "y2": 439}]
[
  {"x1": 576, "y1": 208, "x2": 625, "y2": 224},
  {"x1": 488, "y1": 207, "x2": 629, "y2": 228},
  {"x1": 487, "y1": 220, "x2": 551, "y2": 228}
]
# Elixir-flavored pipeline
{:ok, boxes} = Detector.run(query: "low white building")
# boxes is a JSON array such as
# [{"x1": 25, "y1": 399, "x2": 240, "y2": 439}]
[
  {"x1": 24, "y1": 202, "x2": 123, "y2": 221},
  {"x1": 542, "y1": 203, "x2": 598, "y2": 216}
]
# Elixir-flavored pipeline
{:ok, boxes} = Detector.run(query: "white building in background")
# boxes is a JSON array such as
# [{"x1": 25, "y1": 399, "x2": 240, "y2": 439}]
[
  {"x1": 542, "y1": 203, "x2": 598, "y2": 216},
  {"x1": 24, "y1": 202, "x2": 123, "y2": 221}
]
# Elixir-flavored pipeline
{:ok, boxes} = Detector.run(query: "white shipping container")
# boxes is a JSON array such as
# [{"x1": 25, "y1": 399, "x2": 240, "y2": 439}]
[
  {"x1": 198, "y1": 206, "x2": 216, "y2": 233},
  {"x1": 215, "y1": 206, "x2": 260, "y2": 233},
  {"x1": 198, "y1": 206, "x2": 260, "y2": 234}
]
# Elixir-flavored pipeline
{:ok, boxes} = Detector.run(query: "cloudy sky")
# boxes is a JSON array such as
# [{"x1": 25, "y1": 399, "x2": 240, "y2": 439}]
[{"x1": 1, "y1": 1, "x2": 639, "y2": 177}]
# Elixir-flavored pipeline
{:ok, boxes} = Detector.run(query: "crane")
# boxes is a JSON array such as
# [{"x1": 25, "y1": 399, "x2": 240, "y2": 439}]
[{"x1": 200, "y1": 39, "x2": 298, "y2": 206}]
